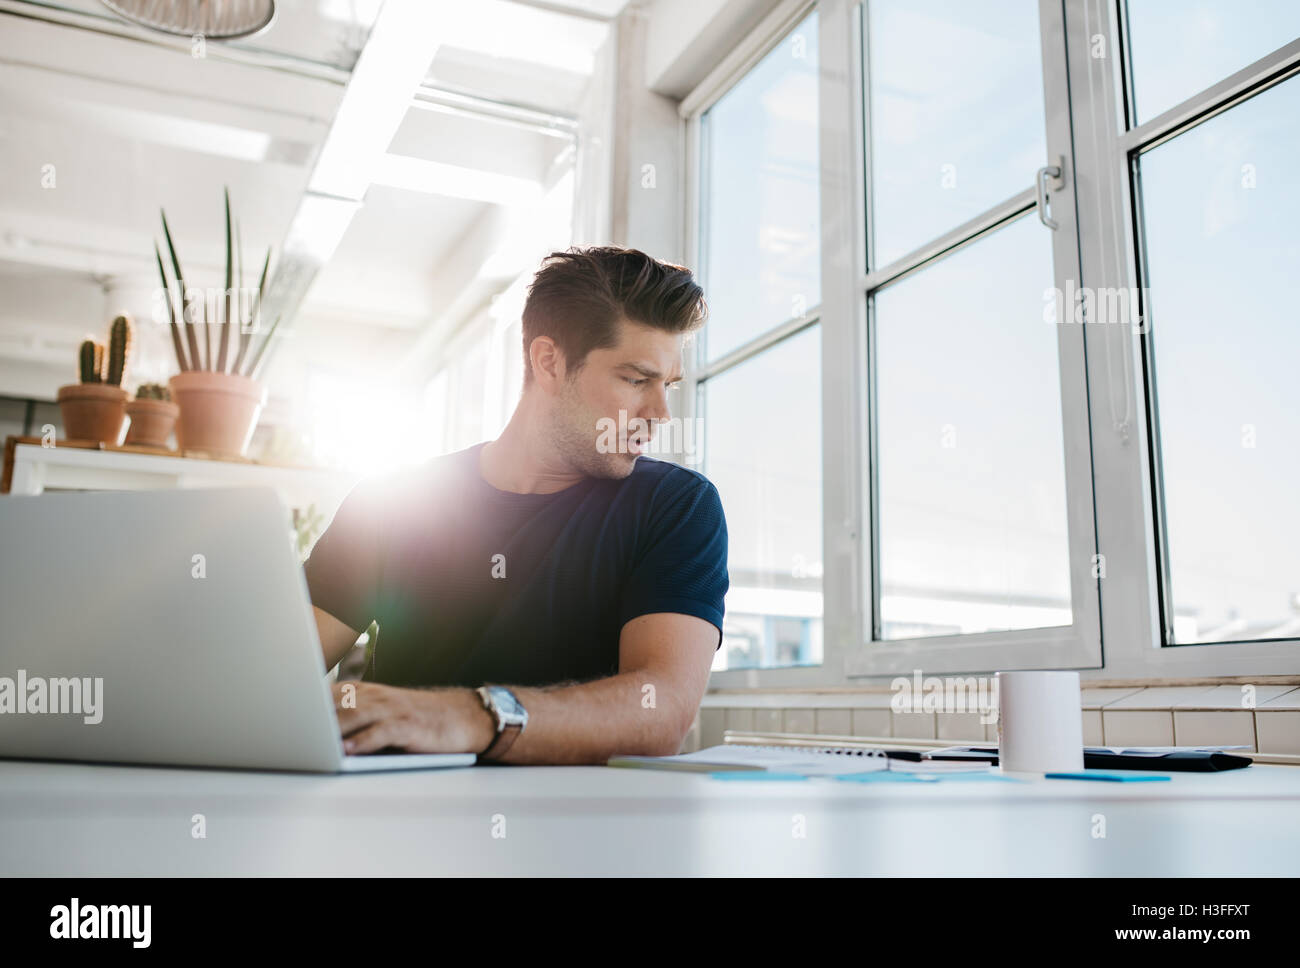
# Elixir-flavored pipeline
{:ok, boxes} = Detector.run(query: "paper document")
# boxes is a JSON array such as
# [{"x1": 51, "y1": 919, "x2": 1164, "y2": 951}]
[
  {"x1": 608, "y1": 744, "x2": 999, "y2": 776},
  {"x1": 887, "y1": 758, "x2": 997, "y2": 774},
  {"x1": 608, "y1": 744, "x2": 890, "y2": 775}
]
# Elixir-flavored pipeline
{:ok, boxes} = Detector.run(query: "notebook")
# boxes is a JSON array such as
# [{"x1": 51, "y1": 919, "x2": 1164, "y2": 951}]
[
  {"x1": 922, "y1": 745, "x2": 1253, "y2": 772},
  {"x1": 607, "y1": 744, "x2": 992, "y2": 776}
]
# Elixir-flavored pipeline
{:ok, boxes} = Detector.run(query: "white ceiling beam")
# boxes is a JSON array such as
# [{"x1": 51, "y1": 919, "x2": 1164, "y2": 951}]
[
  {"x1": 259, "y1": 1, "x2": 450, "y2": 343},
  {"x1": 0, "y1": 58, "x2": 331, "y2": 144},
  {"x1": 501, "y1": 0, "x2": 630, "y2": 23},
  {"x1": 397, "y1": 156, "x2": 576, "y2": 377},
  {"x1": 371, "y1": 154, "x2": 543, "y2": 205}
]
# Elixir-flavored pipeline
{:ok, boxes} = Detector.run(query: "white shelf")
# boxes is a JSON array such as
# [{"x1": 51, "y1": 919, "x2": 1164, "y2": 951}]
[{"x1": 6, "y1": 441, "x2": 358, "y2": 514}]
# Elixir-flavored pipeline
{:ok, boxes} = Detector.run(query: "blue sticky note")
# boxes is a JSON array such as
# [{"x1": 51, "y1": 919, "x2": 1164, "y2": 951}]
[
  {"x1": 835, "y1": 771, "x2": 1023, "y2": 783},
  {"x1": 710, "y1": 771, "x2": 809, "y2": 781},
  {"x1": 833, "y1": 772, "x2": 938, "y2": 783},
  {"x1": 1044, "y1": 772, "x2": 1170, "y2": 782}
]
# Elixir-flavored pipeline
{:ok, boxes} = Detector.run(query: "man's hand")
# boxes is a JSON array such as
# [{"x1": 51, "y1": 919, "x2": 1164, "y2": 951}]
[{"x1": 332, "y1": 681, "x2": 495, "y2": 755}]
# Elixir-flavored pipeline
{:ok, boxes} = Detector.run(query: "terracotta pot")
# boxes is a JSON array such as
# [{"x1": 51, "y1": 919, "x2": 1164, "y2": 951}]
[
  {"x1": 56, "y1": 383, "x2": 128, "y2": 445},
  {"x1": 168, "y1": 371, "x2": 266, "y2": 458},
  {"x1": 124, "y1": 398, "x2": 179, "y2": 448}
]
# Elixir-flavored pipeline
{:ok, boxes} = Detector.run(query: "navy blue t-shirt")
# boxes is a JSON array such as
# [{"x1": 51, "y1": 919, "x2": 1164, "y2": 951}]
[{"x1": 303, "y1": 442, "x2": 728, "y2": 688}]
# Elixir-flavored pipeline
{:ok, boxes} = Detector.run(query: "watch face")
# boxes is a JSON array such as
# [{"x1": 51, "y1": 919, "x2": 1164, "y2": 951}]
[{"x1": 489, "y1": 686, "x2": 527, "y2": 726}]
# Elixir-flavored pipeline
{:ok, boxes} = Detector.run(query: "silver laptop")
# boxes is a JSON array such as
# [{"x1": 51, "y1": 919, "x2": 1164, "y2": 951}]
[{"x1": 0, "y1": 486, "x2": 477, "y2": 774}]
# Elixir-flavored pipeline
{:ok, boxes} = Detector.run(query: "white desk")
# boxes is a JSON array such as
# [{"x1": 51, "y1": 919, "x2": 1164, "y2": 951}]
[{"x1": 2, "y1": 760, "x2": 1298, "y2": 875}]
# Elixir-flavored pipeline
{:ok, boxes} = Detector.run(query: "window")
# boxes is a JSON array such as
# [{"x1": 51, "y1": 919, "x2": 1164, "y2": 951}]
[
  {"x1": 445, "y1": 332, "x2": 490, "y2": 452},
  {"x1": 1123, "y1": 0, "x2": 1300, "y2": 123},
  {"x1": 859, "y1": 0, "x2": 1095, "y2": 662},
  {"x1": 696, "y1": 10, "x2": 822, "y2": 670},
  {"x1": 687, "y1": 0, "x2": 1300, "y2": 683},
  {"x1": 703, "y1": 325, "x2": 823, "y2": 669},
  {"x1": 1128, "y1": 16, "x2": 1300, "y2": 644},
  {"x1": 700, "y1": 12, "x2": 820, "y2": 363},
  {"x1": 865, "y1": 0, "x2": 1046, "y2": 267},
  {"x1": 874, "y1": 217, "x2": 1072, "y2": 639}
]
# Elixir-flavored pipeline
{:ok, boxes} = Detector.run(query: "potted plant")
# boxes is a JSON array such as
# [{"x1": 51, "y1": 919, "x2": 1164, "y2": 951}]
[
  {"x1": 56, "y1": 314, "x2": 133, "y2": 445},
  {"x1": 155, "y1": 188, "x2": 281, "y2": 458},
  {"x1": 124, "y1": 383, "x2": 179, "y2": 448}
]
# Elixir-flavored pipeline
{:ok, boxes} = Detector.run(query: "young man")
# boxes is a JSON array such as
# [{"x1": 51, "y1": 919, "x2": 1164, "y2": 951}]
[{"x1": 304, "y1": 246, "x2": 728, "y2": 765}]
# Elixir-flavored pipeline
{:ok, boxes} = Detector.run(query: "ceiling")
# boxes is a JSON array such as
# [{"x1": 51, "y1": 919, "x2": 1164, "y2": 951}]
[{"x1": 0, "y1": 0, "x2": 624, "y2": 404}]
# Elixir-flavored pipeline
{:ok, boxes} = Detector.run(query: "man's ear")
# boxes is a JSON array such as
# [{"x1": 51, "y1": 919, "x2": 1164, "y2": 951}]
[{"x1": 529, "y1": 335, "x2": 566, "y2": 390}]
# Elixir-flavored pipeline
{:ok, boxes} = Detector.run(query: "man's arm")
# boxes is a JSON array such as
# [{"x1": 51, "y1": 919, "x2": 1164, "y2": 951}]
[
  {"x1": 315, "y1": 605, "x2": 362, "y2": 672},
  {"x1": 490, "y1": 612, "x2": 717, "y2": 764},
  {"x1": 333, "y1": 611, "x2": 717, "y2": 763}
]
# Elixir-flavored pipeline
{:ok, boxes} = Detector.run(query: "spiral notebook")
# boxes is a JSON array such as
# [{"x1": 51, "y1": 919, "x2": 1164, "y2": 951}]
[{"x1": 607, "y1": 744, "x2": 990, "y2": 776}]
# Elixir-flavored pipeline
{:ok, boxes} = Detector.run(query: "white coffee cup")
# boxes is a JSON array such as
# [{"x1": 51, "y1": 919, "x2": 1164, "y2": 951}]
[{"x1": 996, "y1": 671, "x2": 1084, "y2": 773}]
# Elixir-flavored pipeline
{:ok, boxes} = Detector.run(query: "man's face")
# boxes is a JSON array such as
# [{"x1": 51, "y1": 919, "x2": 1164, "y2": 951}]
[{"x1": 547, "y1": 319, "x2": 685, "y2": 480}]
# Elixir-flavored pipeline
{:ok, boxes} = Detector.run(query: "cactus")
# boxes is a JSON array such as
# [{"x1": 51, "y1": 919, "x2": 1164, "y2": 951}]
[
  {"x1": 79, "y1": 339, "x2": 98, "y2": 383},
  {"x1": 135, "y1": 383, "x2": 171, "y2": 401},
  {"x1": 106, "y1": 314, "x2": 133, "y2": 386},
  {"x1": 75, "y1": 315, "x2": 135, "y2": 385}
]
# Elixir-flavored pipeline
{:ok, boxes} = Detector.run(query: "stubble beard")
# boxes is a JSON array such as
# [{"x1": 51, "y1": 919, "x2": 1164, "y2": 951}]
[{"x1": 550, "y1": 379, "x2": 638, "y2": 481}]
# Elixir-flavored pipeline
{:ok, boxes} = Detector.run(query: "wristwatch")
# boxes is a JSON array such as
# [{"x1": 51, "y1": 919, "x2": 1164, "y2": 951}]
[{"x1": 475, "y1": 685, "x2": 528, "y2": 761}]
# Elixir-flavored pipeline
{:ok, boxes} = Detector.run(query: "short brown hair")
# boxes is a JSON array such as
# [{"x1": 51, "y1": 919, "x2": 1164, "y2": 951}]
[{"x1": 520, "y1": 245, "x2": 706, "y2": 384}]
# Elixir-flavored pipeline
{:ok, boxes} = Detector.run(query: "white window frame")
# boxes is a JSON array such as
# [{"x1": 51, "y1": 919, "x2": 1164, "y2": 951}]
[
  {"x1": 681, "y1": 0, "x2": 829, "y2": 687},
  {"x1": 1068, "y1": 0, "x2": 1300, "y2": 678},
  {"x1": 683, "y1": 0, "x2": 1300, "y2": 687}
]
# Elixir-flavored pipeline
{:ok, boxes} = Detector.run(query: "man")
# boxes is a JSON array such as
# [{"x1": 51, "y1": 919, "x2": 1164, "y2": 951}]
[{"x1": 304, "y1": 245, "x2": 728, "y2": 765}]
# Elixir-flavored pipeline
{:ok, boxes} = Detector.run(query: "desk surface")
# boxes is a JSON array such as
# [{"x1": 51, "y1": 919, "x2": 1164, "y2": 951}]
[{"x1": 2, "y1": 759, "x2": 1298, "y2": 876}]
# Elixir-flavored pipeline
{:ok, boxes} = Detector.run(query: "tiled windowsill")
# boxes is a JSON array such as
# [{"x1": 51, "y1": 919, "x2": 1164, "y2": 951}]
[{"x1": 685, "y1": 679, "x2": 1300, "y2": 758}]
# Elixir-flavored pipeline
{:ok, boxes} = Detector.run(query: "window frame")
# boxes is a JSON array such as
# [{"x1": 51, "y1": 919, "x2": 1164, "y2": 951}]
[
  {"x1": 681, "y1": 0, "x2": 832, "y2": 686},
  {"x1": 1082, "y1": 0, "x2": 1300, "y2": 674},
  {"x1": 851, "y1": 0, "x2": 1101, "y2": 676},
  {"x1": 682, "y1": 0, "x2": 1300, "y2": 687}
]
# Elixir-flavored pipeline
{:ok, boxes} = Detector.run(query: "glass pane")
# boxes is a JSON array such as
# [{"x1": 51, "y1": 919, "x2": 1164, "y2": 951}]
[
  {"x1": 865, "y1": 0, "x2": 1045, "y2": 268},
  {"x1": 1139, "y1": 78, "x2": 1300, "y2": 643},
  {"x1": 701, "y1": 13, "x2": 820, "y2": 362},
  {"x1": 1126, "y1": 0, "x2": 1300, "y2": 124},
  {"x1": 704, "y1": 326, "x2": 822, "y2": 669},
  {"x1": 875, "y1": 216, "x2": 1071, "y2": 638}
]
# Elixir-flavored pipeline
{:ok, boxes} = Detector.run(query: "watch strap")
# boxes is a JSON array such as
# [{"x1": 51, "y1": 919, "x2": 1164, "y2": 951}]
[{"x1": 481, "y1": 719, "x2": 522, "y2": 761}]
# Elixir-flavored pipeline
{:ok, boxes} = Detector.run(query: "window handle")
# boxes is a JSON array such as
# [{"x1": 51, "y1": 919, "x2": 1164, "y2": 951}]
[{"x1": 1036, "y1": 157, "x2": 1065, "y2": 230}]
